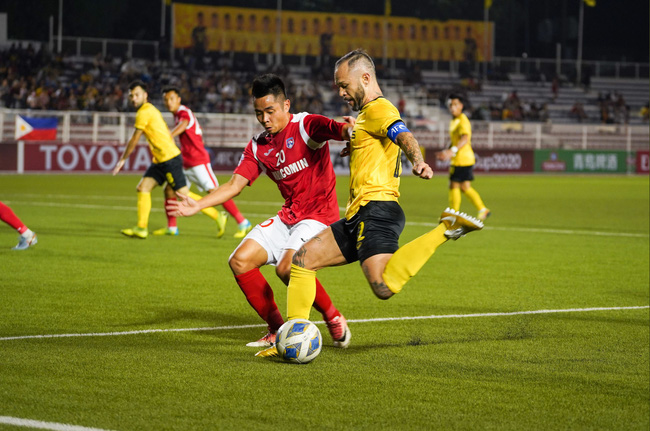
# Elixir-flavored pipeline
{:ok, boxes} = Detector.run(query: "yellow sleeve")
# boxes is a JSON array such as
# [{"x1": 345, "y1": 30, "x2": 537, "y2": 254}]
[
  {"x1": 458, "y1": 114, "x2": 472, "y2": 139},
  {"x1": 134, "y1": 106, "x2": 150, "y2": 131},
  {"x1": 366, "y1": 99, "x2": 402, "y2": 138}
]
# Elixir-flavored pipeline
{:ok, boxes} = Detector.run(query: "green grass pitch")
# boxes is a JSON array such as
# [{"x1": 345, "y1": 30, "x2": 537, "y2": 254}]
[{"x1": 1, "y1": 173, "x2": 648, "y2": 430}]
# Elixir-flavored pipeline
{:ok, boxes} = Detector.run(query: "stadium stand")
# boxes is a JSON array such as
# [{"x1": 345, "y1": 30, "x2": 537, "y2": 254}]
[{"x1": 1, "y1": 41, "x2": 648, "y2": 152}]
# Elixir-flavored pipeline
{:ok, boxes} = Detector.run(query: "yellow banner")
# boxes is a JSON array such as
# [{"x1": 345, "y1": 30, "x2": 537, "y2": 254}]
[{"x1": 173, "y1": 4, "x2": 494, "y2": 61}]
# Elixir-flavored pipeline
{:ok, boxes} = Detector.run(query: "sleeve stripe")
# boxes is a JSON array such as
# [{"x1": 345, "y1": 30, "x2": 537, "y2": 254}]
[{"x1": 299, "y1": 114, "x2": 325, "y2": 150}]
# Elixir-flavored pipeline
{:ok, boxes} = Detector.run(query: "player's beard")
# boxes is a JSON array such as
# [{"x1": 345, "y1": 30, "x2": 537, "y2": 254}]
[{"x1": 350, "y1": 87, "x2": 365, "y2": 112}]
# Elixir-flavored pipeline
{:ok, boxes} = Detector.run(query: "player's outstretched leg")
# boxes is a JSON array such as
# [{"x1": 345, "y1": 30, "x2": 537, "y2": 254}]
[{"x1": 439, "y1": 207, "x2": 484, "y2": 240}]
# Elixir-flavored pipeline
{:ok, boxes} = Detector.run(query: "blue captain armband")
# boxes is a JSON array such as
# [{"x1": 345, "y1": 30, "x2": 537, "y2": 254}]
[{"x1": 386, "y1": 121, "x2": 411, "y2": 143}]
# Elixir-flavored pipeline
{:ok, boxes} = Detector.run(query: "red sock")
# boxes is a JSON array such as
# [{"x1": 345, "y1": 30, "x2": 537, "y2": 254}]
[
  {"x1": 312, "y1": 278, "x2": 340, "y2": 322},
  {"x1": 234, "y1": 268, "x2": 284, "y2": 332},
  {"x1": 223, "y1": 199, "x2": 246, "y2": 224},
  {"x1": 0, "y1": 201, "x2": 27, "y2": 234},
  {"x1": 165, "y1": 199, "x2": 177, "y2": 228}
]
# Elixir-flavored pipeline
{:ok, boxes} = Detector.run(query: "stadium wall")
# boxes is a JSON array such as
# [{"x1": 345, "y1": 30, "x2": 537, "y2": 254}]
[{"x1": 0, "y1": 141, "x2": 647, "y2": 175}]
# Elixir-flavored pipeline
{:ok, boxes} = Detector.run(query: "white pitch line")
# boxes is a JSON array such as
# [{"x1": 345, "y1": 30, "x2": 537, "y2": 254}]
[
  {"x1": 1, "y1": 306, "x2": 647, "y2": 342},
  {"x1": 0, "y1": 416, "x2": 115, "y2": 431},
  {"x1": 3, "y1": 200, "x2": 649, "y2": 239}
]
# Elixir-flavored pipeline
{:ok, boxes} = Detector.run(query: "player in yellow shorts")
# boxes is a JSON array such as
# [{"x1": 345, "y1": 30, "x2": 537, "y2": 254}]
[
  {"x1": 257, "y1": 49, "x2": 484, "y2": 358},
  {"x1": 112, "y1": 80, "x2": 191, "y2": 239},
  {"x1": 436, "y1": 94, "x2": 490, "y2": 221}
]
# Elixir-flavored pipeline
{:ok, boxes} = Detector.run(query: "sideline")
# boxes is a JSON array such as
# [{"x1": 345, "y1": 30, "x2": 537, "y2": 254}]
[
  {"x1": 0, "y1": 416, "x2": 115, "y2": 431},
  {"x1": 3, "y1": 200, "x2": 649, "y2": 239},
  {"x1": 1, "y1": 306, "x2": 647, "y2": 342}
]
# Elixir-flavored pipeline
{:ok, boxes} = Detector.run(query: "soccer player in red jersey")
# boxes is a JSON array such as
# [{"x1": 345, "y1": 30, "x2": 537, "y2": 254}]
[
  {"x1": 167, "y1": 74, "x2": 353, "y2": 348},
  {"x1": 0, "y1": 201, "x2": 37, "y2": 250},
  {"x1": 158, "y1": 86, "x2": 251, "y2": 238}
]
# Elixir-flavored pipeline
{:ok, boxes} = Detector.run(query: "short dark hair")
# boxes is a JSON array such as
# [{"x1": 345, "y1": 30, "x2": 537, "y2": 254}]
[
  {"x1": 251, "y1": 74, "x2": 286, "y2": 100},
  {"x1": 447, "y1": 93, "x2": 463, "y2": 104},
  {"x1": 162, "y1": 86, "x2": 180, "y2": 97},
  {"x1": 128, "y1": 80, "x2": 147, "y2": 92}
]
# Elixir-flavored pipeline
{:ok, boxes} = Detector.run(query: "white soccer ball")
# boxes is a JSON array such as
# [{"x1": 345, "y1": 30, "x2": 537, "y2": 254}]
[{"x1": 276, "y1": 319, "x2": 322, "y2": 364}]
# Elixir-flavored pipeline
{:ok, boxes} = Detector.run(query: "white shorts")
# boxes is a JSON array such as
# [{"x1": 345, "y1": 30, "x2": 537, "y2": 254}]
[
  {"x1": 232, "y1": 215, "x2": 328, "y2": 266},
  {"x1": 183, "y1": 163, "x2": 219, "y2": 193}
]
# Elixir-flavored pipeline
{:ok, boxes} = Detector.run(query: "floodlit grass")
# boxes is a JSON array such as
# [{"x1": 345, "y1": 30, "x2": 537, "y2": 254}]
[{"x1": 1, "y1": 173, "x2": 648, "y2": 430}]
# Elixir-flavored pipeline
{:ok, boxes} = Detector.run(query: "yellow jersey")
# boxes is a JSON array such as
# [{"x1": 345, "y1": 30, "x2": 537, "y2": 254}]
[
  {"x1": 346, "y1": 97, "x2": 403, "y2": 219},
  {"x1": 134, "y1": 102, "x2": 180, "y2": 164},
  {"x1": 449, "y1": 113, "x2": 475, "y2": 166}
]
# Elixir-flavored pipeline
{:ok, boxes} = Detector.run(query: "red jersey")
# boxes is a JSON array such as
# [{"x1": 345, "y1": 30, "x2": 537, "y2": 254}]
[
  {"x1": 234, "y1": 112, "x2": 344, "y2": 226},
  {"x1": 174, "y1": 105, "x2": 211, "y2": 168}
]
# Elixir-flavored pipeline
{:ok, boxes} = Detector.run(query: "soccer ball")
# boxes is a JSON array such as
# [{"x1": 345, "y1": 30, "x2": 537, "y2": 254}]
[{"x1": 276, "y1": 319, "x2": 322, "y2": 364}]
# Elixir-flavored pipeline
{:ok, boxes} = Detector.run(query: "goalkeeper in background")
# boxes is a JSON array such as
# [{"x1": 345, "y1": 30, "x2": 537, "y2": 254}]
[{"x1": 436, "y1": 94, "x2": 491, "y2": 221}]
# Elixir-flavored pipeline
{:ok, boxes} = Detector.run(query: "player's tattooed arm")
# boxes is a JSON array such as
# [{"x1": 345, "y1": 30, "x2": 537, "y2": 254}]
[
  {"x1": 396, "y1": 132, "x2": 433, "y2": 179},
  {"x1": 396, "y1": 132, "x2": 424, "y2": 165}
]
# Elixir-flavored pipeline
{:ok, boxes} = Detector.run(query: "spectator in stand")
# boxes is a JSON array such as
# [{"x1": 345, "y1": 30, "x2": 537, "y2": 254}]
[
  {"x1": 551, "y1": 75, "x2": 559, "y2": 101},
  {"x1": 640, "y1": 102, "x2": 649, "y2": 122},
  {"x1": 502, "y1": 90, "x2": 522, "y2": 121},
  {"x1": 614, "y1": 93, "x2": 629, "y2": 124},
  {"x1": 570, "y1": 101, "x2": 588, "y2": 122}
]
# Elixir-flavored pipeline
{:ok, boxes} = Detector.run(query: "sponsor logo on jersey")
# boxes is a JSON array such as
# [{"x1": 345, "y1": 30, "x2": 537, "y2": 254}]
[
  {"x1": 271, "y1": 157, "x2": 309, "y2": 180},
  {"x1": 286, "y1": 137, "x2": 295, "y2": 149}
]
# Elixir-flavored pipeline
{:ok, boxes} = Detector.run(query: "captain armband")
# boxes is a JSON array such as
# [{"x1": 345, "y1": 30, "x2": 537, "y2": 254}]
[{"x1": 386, "y1": 121, "x2": 411, "y2": 143}]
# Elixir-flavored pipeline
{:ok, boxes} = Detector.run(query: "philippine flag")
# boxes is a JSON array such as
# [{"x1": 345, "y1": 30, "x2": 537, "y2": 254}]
[{"x1": 15, "y1": 116, "x2": 58, "y2": 140}]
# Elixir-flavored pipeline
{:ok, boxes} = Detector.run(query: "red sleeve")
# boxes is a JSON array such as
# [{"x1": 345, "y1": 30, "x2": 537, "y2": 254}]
[
  {"x1": 304, "y1": 114, "x2": 345, "y2": 143},
  {"x1": 233, "y1": 141, "x2": 262, "y2": 186},
  {"x1": 176, "y1": 110, "x2": 190, "y2": 122}
]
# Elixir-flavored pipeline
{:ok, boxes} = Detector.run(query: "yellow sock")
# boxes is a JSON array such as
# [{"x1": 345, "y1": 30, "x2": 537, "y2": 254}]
[
  {"x1": 187, "y1": 191, "x2": 220, "y2": 220},
  {"x1": 382, "y1": 224, "x2": 448, "y2": 294},
  {"x1": 463, "y1": 187, "x2": 486, "y2": 211},
  {"x1": 136, "y1": 192, "x2": 151, "y2": 229},
  {"x1": 449, "y1": 188, "x2": 461, "y2": 210},
  {"x1": 287, "y1": 264, "x2": 316, "y2": 320}
]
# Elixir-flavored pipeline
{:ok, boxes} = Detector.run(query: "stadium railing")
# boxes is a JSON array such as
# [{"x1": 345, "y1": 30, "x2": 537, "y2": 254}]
[{"x1": 1, "y1": 109, "x2": 647, "y2": 152}]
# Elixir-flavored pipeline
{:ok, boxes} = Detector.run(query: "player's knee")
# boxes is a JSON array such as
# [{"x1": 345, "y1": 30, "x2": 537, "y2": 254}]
[{"x1": 228, "y1": 252, "x2": 248, "y2": 275}]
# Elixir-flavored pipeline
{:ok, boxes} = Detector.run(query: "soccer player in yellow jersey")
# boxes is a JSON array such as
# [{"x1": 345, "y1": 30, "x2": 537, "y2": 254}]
[
  {"x1": 436, "y1": 94, "x2": 491, "y2": 221},
  {"x1": 256, "y1": 49, "x2": 484, "y2": 358},
  {"x1": 112, "y1": 80, "x2": 191, "y2": 239}
]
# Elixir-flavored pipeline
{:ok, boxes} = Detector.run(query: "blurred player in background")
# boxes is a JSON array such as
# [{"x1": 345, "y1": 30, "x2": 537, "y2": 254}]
[
  {"x1": 167, "y1": 74, "x2": 353, "y2": 348},
  {"x1": 0, "y1": 201, "x2": 37, "y2": 250},
  {"x1": 112, "y1": 80, "x2": 190, "y2": 239},
  {"x1": 436, "y1": 94, "x2": 490, "y2": 221},
  {"x1": 159, "y1": 86, "x2": 251, "y2": 238},
  {"x1": 257, "y1": 50, "x2": 483, "y2": 357}
]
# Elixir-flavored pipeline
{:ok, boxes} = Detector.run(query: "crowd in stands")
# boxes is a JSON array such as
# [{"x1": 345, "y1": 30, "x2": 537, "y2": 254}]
[{"x1": 0, "y1": 43, "x2": 646, "y2": 127}]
